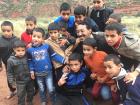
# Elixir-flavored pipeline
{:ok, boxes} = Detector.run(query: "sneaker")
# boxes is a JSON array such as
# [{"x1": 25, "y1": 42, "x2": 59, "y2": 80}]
[
  {"x1": 6, "y1": 91, "x2": 16, "y2": 99},
  {"x1": 41, "y1": 102, "x2": 46, "y2": 105}
]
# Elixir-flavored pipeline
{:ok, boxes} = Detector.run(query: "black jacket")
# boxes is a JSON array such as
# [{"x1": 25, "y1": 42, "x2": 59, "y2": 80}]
[{"x1": 0, "y1": 35, "x2": 19, "y2": 65}]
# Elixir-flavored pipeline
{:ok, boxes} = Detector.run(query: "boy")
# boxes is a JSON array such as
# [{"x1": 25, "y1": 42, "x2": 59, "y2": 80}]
[
  {"x1": 106, "y1": 13, "x2": 128, "y2": 33},
  {"x1": 7, "y1": 40, "x2": 34, "y2": 105},
  {"x1": 54, "y1": 2, "x2": 75, "y2": 36},
  {"x1": 104, "y1": 54, "x2": 140, "y2": 105},
  {"x1": 27, "y1": 27, "x2": 65, "y2": 105},
  {"x1": 45, "y1": 22, "x2": 75, "y2": 69},
  {"x1": 21, "y1": 16, "x2": 37, "y2": 46},
  {"x1": 55, "y1": 53, "x2": 91, "y2": 105},
  {"x1": 104, "y1": 23, "x2": 140, "y2": 84},
  {"x1": 89, "y1": 0, "x2": 113, "y2": 31},
  {"x1": 74, "y1": 5, "x2": 99, "y2": 33},
  {"x1": 0, "y1": 21, "x2": 19, "y2": 99},
  {"x1": 83, "y1": 38, "x2": 119, "y2": 104}
]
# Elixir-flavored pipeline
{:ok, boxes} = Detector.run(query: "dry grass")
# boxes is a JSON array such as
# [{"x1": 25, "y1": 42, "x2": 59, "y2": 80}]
[{"x1": 0, "y1": 16, "x2": 139, "y2": 38}]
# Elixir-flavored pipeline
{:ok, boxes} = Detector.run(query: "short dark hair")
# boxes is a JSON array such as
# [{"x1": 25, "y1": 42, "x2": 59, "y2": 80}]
[
  {"x1": 105, "y1": 23, "x2": 123, "y2": 35},
  {"x1": 60, "y1": 2, "x2": 71, "y2": 12},
  {"x1": 74, "y1": 5, "x2": 87, "y2": 16},
  {"x1": 13, "y1": 40, "x2": 26, "y2": 48},
  {"x1": 68, "y1": 53, "x2": 83, "y2": 63},
  {"x1": 83, "y1": 38, "x2": 97, "y2": 48},
  {"x1": 48, "y1": 22, "x2": 61, "y2": 31},
  {"x1": 104, "y1": 54, "x2": 121, "y2": 65},
  {"x1": 58, "y1": 21, "x2": 68, "y2": 30},
  {"x1": 109, "y1": 13, "x2": 121, "y2": 23},
  {"x1": 1, "y1": 21, "x2": 14, "y2": 30},
  {"x1": 78, "y1": 21, "x2": 92, "y2": 30},
  {"x1": 33, "y1": 27, "x2": 45, "y2": 38},
  {"x1": 25, "y1": 16, "x2": 37, "y2": 24}
]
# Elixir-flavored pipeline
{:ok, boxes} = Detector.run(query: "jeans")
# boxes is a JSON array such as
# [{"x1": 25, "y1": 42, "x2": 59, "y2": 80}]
[{"x1": 36, "y1": 71, "x2": 55, "y2": 104}]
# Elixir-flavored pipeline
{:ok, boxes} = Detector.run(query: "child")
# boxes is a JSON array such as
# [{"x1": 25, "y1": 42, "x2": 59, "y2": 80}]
[
  {"x1": 74, "y1": 5, "x2": 99, "y2": 32},
  {"x1": 104, "y1": 54, "x2": 140, "y2": 105},
  {"x1": 83, "y1": 38, "x2": 119, "y2": 104},
  {"x1": 106, "y1": 13, "x2": 128, "y2": 33},
  {"x1": 27, "y1": 27, "x2": 65, "y2": 105},
  {"x1": 55, "y1": 53, "x2": 91, "y2": 105},
  {"x1": 54, "y1": 2, "x2": 75, "y2": 36},
  {"x1": 89, "y1": 0, "x2": 113, "y2": 31},
  {"x1": 104, "y1": 23, "x2": 140, "y2": 84},
  {"x1": 21, "y1": 16, "x2": 37, "y2": 46},
  {"x1": 0, "y1": 21, "x2": 19, "y2": 99},
  {"x1": 7, "y1": 40, "x2": 34, "y2": 105}
]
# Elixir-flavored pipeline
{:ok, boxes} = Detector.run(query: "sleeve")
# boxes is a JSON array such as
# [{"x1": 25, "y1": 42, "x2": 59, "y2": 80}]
[
  {"x1": 7, "y1": 59, "x2": 16, "y2": 86},
  {"x1": 48, "y1": 45, "x2": 65, "y2": 64},
  {"x1": 27, "y1": 49, "x2": 35, "y2": 73}
]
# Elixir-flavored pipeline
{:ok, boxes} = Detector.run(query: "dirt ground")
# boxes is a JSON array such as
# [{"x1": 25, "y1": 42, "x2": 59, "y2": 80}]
[{"x1": 0, "y1": 65, "x2": 40, "y2": 105}]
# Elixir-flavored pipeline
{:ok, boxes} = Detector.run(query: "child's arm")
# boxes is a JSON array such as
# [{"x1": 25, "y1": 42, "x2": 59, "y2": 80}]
[
  {"x1": 27, "y1": 49, "x2": 35, "y2": 80},
  {"x1": 7, "y1": 59, "x2": 16, "y2": 88},
  {"x1": 48, "y1": 45, "x2": 65, "y2": 64},
  {"x1": 58, "y1": 73, "x2": 68, "y2": 86},
  {"x1": 124, "y1": 63, "x2": 140, "y2": 83}
]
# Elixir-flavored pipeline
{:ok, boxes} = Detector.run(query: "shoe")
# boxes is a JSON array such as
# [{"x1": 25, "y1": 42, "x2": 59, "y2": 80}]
[
  {"x1": 41, "y1": 102, "x2": 46, "y2": 105},
  {"x1": 6, "y1": 91, "x2": 16, "y2": 99}
]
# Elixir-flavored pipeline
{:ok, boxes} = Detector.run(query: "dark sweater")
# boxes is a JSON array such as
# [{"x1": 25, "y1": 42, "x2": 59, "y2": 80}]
[
  {"x1": 0, "y1": 35, "x2": 19, "y2": 65},
  {"x1": 7, "y1": 55, "x2": 31, "y2": 85},
  {"x1": 90, "y1": 7, "x2": 113, "y2": 31}
]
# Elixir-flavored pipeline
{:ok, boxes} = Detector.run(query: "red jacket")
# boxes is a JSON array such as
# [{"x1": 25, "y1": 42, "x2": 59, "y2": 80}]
[{"x1": 21, "y1": 32, "x2": 32, "y2": 46}]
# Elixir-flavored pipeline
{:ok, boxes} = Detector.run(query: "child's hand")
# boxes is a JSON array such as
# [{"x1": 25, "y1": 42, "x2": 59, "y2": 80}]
[
  {"x1": 31, "y1": 72, "x2": 35, "y2": 80},
  {"x1": 97, "y1": 77, "x2": 104, "y2": 83},
  {"x1": 11, "y1": 85, "x2": 16, "y2": 89},
  {"x1": 90, "y1": 73, "x2": 97, "y2": 80},
  {"x1": 58, "y1": 73, "x2": 68, "y2": 86},
  {"x1": 63, "y1": 65, "x2": 70, "y2": 73},
  {"x1": 124, "y1": 71, "x2": 139, "y2": 84},
  {"x1": 59, "y1": 39, "x2": 67, "y2": 46},
  {"x1": 111, "y1": 84, "x2": 117, "y2": 92}
]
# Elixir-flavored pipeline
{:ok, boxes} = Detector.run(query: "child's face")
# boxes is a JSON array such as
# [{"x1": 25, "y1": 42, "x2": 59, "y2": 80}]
[
  {"x1": 49, "y1": 30, "x2": 59, "y2": 41},
  {"x1": 25, "y1": 21, "x2": 36, "y2": 34},
  {"x1": 106, "y1": 18, "x2": 118, "y2": 25},
  {"x1": 13, "y1": 47, "x2": 26, "y2": 58},
  {"x1": 83, "y1": 45, "x2": 96, "y2": 57},
  {"x1": 105, "y1": 30, "x2": 122, "y2": 47},
  {"x1": 1, "y1": 26, "x2": 13, "y2": 38},
  {"x1": 60, "y1": 10, "x2": 71, "y2": 21},
  {"x1": 104, "y1": 60, "x2": 121, "y2": 78},
  {"x1": 32, "y1": 31, "x2": 44, "y2": 46},
  {"x1": 93, "y1": 0, "x2": 104, "y2": 10},
  {"x1": 75, "y1": 15, "x2": 85, "y2": 24},
  {"x1": 76, "y1": 24, "x2": 92, "y2": 41},
  {"x1": 69, "y1": 60, "x2": 82, "y2": 73}
]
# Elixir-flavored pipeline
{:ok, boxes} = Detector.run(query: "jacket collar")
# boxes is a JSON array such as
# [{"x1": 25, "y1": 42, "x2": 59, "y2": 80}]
[{"x1": 112, "y1": 68, "x2": 127, "y2": 80}]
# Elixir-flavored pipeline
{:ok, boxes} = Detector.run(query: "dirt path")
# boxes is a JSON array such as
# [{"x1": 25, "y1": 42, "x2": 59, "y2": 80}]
[{"x1": 0, "y1": 65, "x2": 40, "y2": 105}]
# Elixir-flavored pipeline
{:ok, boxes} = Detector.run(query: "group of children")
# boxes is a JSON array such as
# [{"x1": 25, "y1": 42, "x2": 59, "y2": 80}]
[{"x1": 0, "y1": 0, "x2": 140, "y2": 105}]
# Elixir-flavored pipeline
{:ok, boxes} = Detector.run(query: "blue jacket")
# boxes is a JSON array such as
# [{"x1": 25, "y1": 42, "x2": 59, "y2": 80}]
[
  {"x1": 54, "y1": 16, "x2": 75, "y2": 28},
  {"x1": 56, "y1": 67, "x2": 89, "y2": 96},
  {"x1": 27, "y1": 44, "x2": 64, "y2": 75}
]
